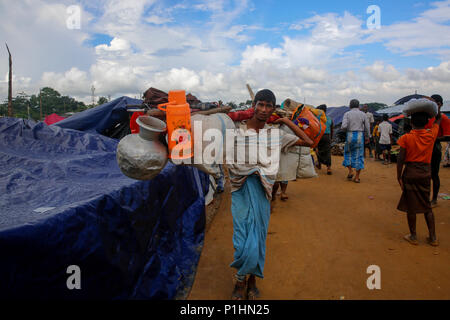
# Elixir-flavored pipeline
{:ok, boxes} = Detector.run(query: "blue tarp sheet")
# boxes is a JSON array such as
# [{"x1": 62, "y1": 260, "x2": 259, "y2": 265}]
[
  {"x1": 326, "y1": 106, "x2": 349, "y2": 127},
  {"x1": 55, "y1": 96, "x2": 142, "y2": 135},
  {"x1": 0, "y1": 117, "x2": 209, "y2": 299},
  {"x1": 327, "y1": 107, "x2": 382, "y2": 127}
]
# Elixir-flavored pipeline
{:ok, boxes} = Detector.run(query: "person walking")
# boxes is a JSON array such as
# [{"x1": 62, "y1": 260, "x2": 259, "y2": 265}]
[
  {"x1": 362, "y1": 104, "x2": 375, "y2": 158},
  {"x1": 315, "y1": 104, "x2": 333, "y2": 175},
  {"x1": 373, "y1": 120, "x2": 383, "y2": 161},
  {"x1": 425, "y1": 95, "x2": 450, "y2": 207},
  {"x1": 397, "y1": 110, "x2": 441, "y2": 246},
  {"x1": 378, "y1": 114, "x2": 393, "y2": 165},
  {"x1": 227, "y1": 89, "x2": 313, "y2": 300},
  {"x1": 341, "y1": 99, "x2": 371, "y2": 183}
]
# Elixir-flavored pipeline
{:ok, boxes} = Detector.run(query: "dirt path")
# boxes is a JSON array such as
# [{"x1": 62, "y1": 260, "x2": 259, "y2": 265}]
[{"x1": 188, "y1": 156, "x2": 450, "y2": 300}]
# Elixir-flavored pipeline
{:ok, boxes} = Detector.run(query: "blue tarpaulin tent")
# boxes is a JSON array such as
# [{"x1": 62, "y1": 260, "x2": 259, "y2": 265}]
[
  {"x1": 0, "y1": 116, "x2": 209, "y2": 299},
  {"x1": 55, "y1": 96, "x2": 142, "y2": 136}
]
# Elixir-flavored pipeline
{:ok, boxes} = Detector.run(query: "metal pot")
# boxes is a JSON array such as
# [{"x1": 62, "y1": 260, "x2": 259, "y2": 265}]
[{"x1": 116, "y1": 116, "x2": 168, "y2": 180}]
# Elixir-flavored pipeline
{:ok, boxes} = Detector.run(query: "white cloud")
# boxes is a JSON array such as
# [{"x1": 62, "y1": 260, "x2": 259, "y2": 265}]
[
  {"x1": 145, "y1": 15, "x2": 173, "y2": 25},
  {"x1": 365, "y1": 61, "x2": 401, "y2": 82},
  {"x1": 366, "y1": 0, "x2": 450, "y2": 56},
  {"x1": 95, "y1": 37, "x2": 132, "y2": 55},
  {"x1": 1, "y1": 0, "x2": 450, "y2": 108}
]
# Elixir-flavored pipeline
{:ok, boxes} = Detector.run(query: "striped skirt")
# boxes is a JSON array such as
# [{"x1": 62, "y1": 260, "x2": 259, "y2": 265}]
[{"x1": 342, "y1": 131, "x2": 365, "y2": 170}]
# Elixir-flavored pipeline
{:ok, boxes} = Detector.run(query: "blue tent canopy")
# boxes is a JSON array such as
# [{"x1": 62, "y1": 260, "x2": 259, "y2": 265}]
[
  {"x1": 0, "y1": 117, "x2": 209, "y2": 299},
  {"x1": 326, "y1": 106, "x2": 349, "y2": 126},
  {"x1": 55, "y1": 96, "x2": 143, "y2": 137}
]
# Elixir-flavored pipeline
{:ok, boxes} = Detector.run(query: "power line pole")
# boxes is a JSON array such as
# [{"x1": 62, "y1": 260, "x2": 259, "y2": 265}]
[
  {"x1": 91, "y1": 85, "x2": 95, "y2": 106},
  {"x1": 6, "y1": 43, "x2": 12, "y2": 117},
  {"x1": 40, "y1": 89, "x2": 42, "y2": 121},
  {"x1": 18, "y1": 91, "x2": 30, "y2": 120}
]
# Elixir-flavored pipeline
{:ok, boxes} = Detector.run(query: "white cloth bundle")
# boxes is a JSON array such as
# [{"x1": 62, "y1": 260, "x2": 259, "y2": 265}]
[{"x1": 403, "y1": 98, "x2": 438, "y2": 117}]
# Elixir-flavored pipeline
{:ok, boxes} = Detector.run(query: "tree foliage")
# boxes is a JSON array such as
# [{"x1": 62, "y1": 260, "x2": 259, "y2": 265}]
[{"x1": 0, "y1": 87, "x2": 87, "y2": 120}]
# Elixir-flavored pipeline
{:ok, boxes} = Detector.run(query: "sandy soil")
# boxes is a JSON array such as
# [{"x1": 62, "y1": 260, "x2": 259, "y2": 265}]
[{"x1": 188, "y1": 156, "x2": 450, "y2": 300}]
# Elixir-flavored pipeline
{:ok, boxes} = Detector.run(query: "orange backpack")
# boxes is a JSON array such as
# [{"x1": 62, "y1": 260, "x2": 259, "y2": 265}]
[{"x1": 290, "y1": 103, "x2": 327, "y2": 148}]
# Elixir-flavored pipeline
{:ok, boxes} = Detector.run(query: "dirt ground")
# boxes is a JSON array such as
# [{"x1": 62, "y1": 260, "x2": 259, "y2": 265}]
[{"x1": 188, "y1": 156, "x2": 450, "y2": 300}]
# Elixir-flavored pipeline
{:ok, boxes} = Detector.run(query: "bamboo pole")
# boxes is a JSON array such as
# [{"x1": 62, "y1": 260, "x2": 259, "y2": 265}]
[{"x1": 6, "y1": 43, "x2": 12, "y2": 117}]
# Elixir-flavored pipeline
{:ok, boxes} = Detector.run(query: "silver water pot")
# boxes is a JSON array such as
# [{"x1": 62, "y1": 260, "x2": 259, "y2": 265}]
[{"x1": 117, "y1": 116, "x2": 168, "y2": 180}]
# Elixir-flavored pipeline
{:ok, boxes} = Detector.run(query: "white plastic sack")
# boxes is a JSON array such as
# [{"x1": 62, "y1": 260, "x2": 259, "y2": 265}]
[
  {"x1": 277, "y1": 146, "x2": 300, "y2": 181},
  {"x1": 187, "y1": 113, "x2": 236, "y2": 178},
  {"x1": 276, "y1": 124, "x2": 300, "y2": 181},
  {"x1": 296, "y1": 146, "x2": 317, "y2": 179},
  {"x1": 403, "y1": 98, "x2": 438, "y2": 117}
]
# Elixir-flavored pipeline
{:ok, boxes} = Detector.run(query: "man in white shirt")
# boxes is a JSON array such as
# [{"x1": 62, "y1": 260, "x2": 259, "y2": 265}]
[
  {"x1": 341, "y1": 99, "x2": 371, "y2": 183},
  {"x1": 362, "y1": 105, "x2": 375, "y2": 158},
  {"x1": 378, "y1": 114, "x2": 393, "y2": 164}
]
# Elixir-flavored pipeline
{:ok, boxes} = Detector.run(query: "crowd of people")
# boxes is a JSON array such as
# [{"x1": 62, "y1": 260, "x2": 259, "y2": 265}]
[{"x1": 226, "y1": 89, "x2": 449, "y2": 300}]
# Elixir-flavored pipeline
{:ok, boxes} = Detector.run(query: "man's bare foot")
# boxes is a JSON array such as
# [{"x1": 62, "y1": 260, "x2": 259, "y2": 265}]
[
  {"x1": 231, "y1": 279, "x2": 246, "y2": 300},
  {"x1": 431, "y1": 199, "x2": 438, "y2": 208},
  {"x1": 247, "y1": 275, "x2": 260, "y2": 300},
  {"x1": 427, "y1": 236, "x2": 439, "y2": 247},
  {"x1": 281, "y1": 193, "x2": 288, "y2": 201},
  {"x1": 403, "y1": 234, "x2": 418, "y2": 246}
]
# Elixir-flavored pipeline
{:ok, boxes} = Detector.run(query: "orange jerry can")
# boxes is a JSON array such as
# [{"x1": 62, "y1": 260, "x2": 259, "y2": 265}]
[{"x1": 157, "y1": 90, "x2": 193, "y2": 160}]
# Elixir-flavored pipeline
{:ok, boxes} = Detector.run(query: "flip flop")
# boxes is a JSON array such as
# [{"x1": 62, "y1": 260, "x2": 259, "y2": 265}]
[
  {"x1": 353, "y1": 178, "x2": 360, "y2": 183},
  {"x1": 403, "y1": 234, "x2": 418, "y2": 246},
  {"x1": 347, "y1": 174, "x2": 354, "y2": 181},
  {"x1": 247, "y1": 287, "x2": 260, "y2": 300},
  {"x1": 426, "y1": 237, "x2": 439, "y2": 247}
]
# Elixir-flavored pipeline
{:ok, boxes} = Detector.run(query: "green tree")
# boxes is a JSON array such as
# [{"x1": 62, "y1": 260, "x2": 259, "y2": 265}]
[
  {"x1": 0, "y1": 87, "x2": 88, "y2": 120},
  {"x1": 97, "y1": 96, "x2": 108, "y2": 105}
]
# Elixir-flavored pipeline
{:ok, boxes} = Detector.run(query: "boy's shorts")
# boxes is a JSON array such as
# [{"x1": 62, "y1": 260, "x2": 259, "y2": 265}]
[{"x1": 379, "y1": 144, "x2": 391, "y2": 151}]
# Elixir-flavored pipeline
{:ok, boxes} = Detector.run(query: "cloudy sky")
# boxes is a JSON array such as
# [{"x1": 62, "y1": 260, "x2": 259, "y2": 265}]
[{"x1": 0, "y1": 0, "x2": 449, "y2": 106}]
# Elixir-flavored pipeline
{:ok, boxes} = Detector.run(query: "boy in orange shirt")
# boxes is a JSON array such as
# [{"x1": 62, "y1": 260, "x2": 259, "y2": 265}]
[{"x1": 397, "y1": 110, "x2": 441, "y2": 246}]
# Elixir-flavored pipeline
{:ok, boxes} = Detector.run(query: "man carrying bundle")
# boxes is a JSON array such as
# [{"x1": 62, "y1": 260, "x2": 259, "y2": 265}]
[
  {"x1": 397, "y1": 101, "x2": 442, "y2": 246},
  {"x1": 227, "y1": 89, "x2": 313, "y2": 300}
]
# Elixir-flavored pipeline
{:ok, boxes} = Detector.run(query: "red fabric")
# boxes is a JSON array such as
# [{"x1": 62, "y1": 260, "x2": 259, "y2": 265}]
[
  {"x1": 227, "y1": 108, "x2": 255, "y2": 121},
  {"x1": 227, "y1": 108, "x2": 280, "y2": 124},
  {"x1": 425, "y1": 113, "x2": 450, "y2": 137},
  {"x1": 130, "y1": 111, "x2": 145, "y2": 134},
  {"x1": 44, "y1": 113, "x2": 66, "y2": 125},
  {"x1": 389, "y1": 114, "x2": 405, "y2": 122},
  {"x1": 267, "y1": 114, "x2": 280, "y2": 124}
]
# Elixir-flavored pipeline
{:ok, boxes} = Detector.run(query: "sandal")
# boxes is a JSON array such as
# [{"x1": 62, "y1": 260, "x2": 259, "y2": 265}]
[
  {"x1": 347, "y1": 174, "x2": 354, "y2": 181},
  {"x1": 353, "y1": 178, "x2": 360, "y2": 183},
  {"x1": 426, "y1": 237, "x2": 439, "y2": 247},
  {"x1": 403, "y1": 234, "x2": 418, "y2": 246}
]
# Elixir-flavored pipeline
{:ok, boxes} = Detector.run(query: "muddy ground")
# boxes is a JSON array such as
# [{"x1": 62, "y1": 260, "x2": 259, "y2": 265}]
[{"x1": 189, "y1": 156, "x2": 450, "y2": 300}]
